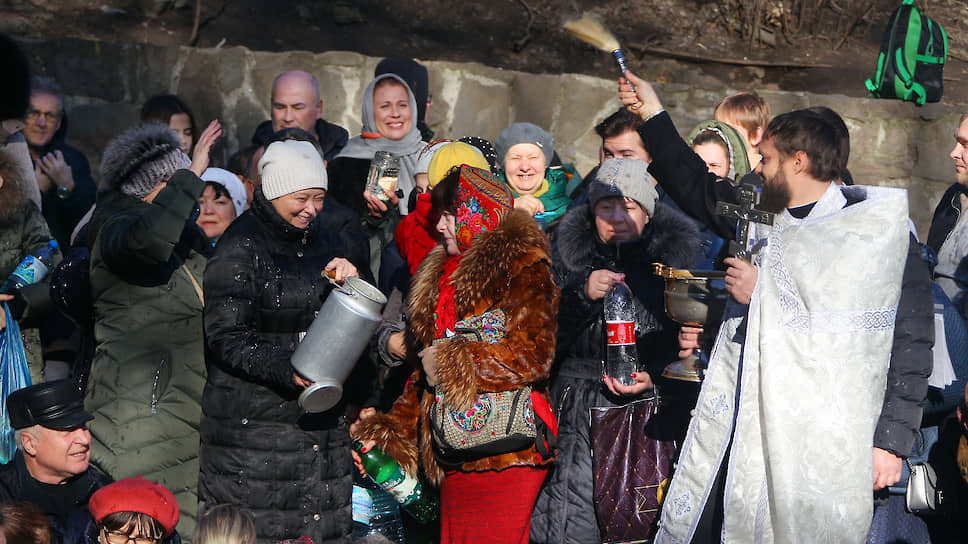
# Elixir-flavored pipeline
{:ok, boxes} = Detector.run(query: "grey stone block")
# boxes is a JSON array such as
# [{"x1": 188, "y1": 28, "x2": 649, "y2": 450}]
[
  {"x1": 218, "y1": 46, "x2": 248, "y2": 93},
  {"x1": 509, "y1": 72, "x2": 561, "y2": 133},
  {"x1": 451, "y1": 75, "x2": 510, "y2": 145},
  {"x1": 319, "y1": 51, "x2": 366, "y2": 67},
  {"x1": 176, "y1": 48, "x2": 223, "y2": 126},
  {"x1": 555, "y1": 74, "x2": 614, "y2": 155},
  {"x1": 66, "y1": 102, "x2": 141, "y2": 180},
  {"x1": 131, "y1": 42, "x2": 184, "y2": 100},
  {"x1": 915, "y1": 113, "x2": 962, "y2": 182},
  {"x1": 228, "y1": 94, "x2": 267, "y2": 150}
]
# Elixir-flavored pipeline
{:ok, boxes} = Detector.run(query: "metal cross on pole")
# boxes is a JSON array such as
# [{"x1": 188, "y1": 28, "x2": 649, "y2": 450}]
[{"x1": 715, "y1": 183, "x2": 775, "y2": 261}]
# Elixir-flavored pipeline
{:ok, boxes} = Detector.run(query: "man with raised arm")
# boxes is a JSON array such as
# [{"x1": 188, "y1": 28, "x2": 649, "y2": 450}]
[{"x1": 618, "y1": 71, "x2": 932, "y2": 543}]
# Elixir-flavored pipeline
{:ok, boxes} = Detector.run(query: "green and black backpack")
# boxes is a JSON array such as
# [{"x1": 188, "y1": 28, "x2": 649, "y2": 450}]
[{"x1": 865, "y1": 0, "x2": 947, "y2": 105}]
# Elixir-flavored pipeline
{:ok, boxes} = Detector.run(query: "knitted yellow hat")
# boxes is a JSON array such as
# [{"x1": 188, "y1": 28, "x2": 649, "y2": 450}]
[{"x1": 427, "y1": 142, "x2": 489, "y2": 189}]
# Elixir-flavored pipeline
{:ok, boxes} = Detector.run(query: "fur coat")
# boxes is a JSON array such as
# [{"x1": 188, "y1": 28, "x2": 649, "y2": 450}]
[{"x1": 353, "y1": 209, "x2": 560, "y2": 484}]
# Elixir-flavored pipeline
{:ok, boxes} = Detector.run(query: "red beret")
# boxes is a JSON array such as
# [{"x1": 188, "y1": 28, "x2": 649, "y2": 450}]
[{"x1": 89, "y1": 477, "x2": 180, "y2": 536}]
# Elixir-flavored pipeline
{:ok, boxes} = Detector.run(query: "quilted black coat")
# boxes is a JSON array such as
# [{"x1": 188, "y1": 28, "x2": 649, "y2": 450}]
[{"x1": 199, "y1": 189, "x2": 373, "y2": 544}]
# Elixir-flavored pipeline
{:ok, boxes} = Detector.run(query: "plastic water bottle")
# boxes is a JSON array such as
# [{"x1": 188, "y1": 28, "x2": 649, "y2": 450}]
[
  {"x1": 352, "y1": 478, "x2": 406, "y2": 543},
  {"x1": 604, "y1": 280, "x2": 639, "y2": 385},
  {"x1": 1, "y1": 240, "x2": 58, "y2": 293},
  {"x1": 353, "y1": 442, "x2": 439, "y2": 524}
]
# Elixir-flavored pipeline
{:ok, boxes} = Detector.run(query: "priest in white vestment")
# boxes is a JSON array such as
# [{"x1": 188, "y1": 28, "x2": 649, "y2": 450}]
[{"x1": 619, "y1": 77, "x2": 912, "y2": 543}]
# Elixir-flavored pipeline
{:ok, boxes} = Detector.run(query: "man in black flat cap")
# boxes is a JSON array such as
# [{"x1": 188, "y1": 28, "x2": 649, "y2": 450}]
[{"x1": 0, "y1": 380, "x2": 111, "y2": 544}]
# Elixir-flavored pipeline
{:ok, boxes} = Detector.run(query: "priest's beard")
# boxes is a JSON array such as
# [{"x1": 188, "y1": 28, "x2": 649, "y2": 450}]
[{"x1": 758, "y1": 169, "x2": 792, "y2": 214}]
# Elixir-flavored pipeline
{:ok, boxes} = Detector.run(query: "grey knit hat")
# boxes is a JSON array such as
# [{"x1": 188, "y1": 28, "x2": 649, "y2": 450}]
[
  {"x1": 99, "y1": 123, "x2": 191, "y2": 198},
  {"x1": 588, "y1": 158, "x2": 659, "y2": 216},
  {"x1": 259, "y1": 140, "x2": 328, "y2": 200},
  {"x1": 494, "y1": 122, "x2": 554, "y2": 167}
]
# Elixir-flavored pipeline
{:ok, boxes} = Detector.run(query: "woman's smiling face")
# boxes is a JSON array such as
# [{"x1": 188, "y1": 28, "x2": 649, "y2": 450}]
[
  {"x1": 271, "y1": 189, "x2": 325, "y2": 228},
  {"x1": 503, "y1": 143, "x2": 546, "y2": 195},
  {"x1": 373, "y1": 80, "x2": 413, "y2": 141}
]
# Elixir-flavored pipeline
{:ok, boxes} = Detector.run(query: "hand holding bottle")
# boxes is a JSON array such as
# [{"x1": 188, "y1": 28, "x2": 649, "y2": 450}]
[
  {"x1": 350, "y1": 407, "x2": 377, "y2": 475},
  {"x1": 604, "y1": 371, "x2": 653, "y2": 397},
  {"x1": 585, "y1": 269, "x2": 624, "y2": 301}
]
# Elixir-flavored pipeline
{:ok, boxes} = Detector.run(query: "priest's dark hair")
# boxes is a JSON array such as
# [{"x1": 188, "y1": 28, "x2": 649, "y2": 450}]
[
  {"x1": 804, "y1": 106, "x2": 850, "y2": 177},
  {"x1": 764, "y1": 110, "x2": 841, "y2": 183}
]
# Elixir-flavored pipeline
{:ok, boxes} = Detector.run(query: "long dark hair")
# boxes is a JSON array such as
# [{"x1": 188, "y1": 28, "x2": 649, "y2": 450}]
[{"x1": 140, "y1": 95, "x2": 197, "y2": 153}]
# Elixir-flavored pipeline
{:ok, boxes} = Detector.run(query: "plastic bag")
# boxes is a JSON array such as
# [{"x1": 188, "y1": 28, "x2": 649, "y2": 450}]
[{"x1": 1, "y1": 302, "x2": 32, "y2": 464}]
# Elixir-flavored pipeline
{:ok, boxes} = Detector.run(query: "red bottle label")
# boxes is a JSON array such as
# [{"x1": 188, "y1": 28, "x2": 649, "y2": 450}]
[{"x1": 606, "y1": 321, "x2": 635, "y2": 346}]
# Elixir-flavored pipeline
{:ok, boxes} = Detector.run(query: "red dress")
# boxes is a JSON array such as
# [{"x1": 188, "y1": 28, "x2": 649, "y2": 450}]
[{"x1": 440, "y1": 466, "x2": 548, "y2": 544}]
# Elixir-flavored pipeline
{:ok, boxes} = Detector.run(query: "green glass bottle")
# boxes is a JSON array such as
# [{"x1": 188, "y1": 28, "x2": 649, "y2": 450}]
[{"x1": 353, "y1": 441, "x2": 440, "y2": 523}]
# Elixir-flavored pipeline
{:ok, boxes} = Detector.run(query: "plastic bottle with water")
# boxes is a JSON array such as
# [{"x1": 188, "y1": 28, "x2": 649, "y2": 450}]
[
  {"x1": 352, "y1": 475, "x2": 406, "y2": 543},
  {"x1": 1, "y1": 240, "x2": 58, "y2": 294},
  {"x1": 604, "y1": 280, "x2": 639, "y2": 385}
]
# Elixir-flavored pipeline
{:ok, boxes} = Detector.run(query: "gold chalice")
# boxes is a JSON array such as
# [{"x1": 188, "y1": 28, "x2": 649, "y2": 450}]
[{"x1": 653, "y1": 264, "x2": 729, "y2": 382}]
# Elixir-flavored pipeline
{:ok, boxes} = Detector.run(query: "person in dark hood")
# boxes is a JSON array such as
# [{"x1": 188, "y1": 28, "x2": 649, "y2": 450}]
[
  {"x1": 530, "y1": 158, "x2": 700, "y2": 543},
  {"x1": 23, "y1": 76, "x2": 96, "y2": 250},
  {"x1": 249, "y1": 70, "x2": 349, "y2": 164}
]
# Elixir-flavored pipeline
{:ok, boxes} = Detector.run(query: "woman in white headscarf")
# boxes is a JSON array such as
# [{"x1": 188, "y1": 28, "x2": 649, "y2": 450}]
[{"x1": 327, "y1": 73, "x2": 426, "y2": 279}]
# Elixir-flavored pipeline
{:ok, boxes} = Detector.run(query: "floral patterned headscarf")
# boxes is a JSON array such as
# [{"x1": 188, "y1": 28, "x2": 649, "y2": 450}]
[{"x1": 453, "y1": 166, "x2": 514, "y2": 252}]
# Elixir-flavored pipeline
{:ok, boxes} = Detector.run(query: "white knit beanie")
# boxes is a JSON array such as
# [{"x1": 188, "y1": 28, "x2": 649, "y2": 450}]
[
  {"x1": 201, "y1": 167, "x2": 247, "y2": 216},
  {"x1": 258, "y1": 140, "x2": 327, "y2": 200}
]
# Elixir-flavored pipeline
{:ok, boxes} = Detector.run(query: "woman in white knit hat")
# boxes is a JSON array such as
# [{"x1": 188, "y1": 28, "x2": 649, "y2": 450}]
[
  {"x1": 198, "y1": 139, "x2": 366, "y2": 543},
  {"x1": 196, "y1": 167, "x2": 247, "y2": 245}
]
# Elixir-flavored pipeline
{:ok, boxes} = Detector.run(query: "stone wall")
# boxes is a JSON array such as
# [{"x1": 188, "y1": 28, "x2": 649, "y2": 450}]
[{"x1": 20, "y1": 37, "x2": 967, "y2": 236}]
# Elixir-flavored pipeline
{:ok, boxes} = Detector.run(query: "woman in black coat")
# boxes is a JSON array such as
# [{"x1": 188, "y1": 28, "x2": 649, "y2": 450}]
[
  {"x1": 530, "y1": 159, "x2": 701, "y2": 544},
  {"x1": 199, "y1": 139, "x2": 366, "y2": 544}
]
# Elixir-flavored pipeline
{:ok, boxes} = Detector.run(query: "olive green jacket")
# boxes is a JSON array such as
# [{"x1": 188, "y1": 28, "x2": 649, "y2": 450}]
[{"x1": 85, "y1": 170, "x2": 208, "y2": 537}]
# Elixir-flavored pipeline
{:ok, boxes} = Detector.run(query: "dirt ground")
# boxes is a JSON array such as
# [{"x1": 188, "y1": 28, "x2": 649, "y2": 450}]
[{"x1": 4, "y1": 0, "x2": 968, "y2": 104}]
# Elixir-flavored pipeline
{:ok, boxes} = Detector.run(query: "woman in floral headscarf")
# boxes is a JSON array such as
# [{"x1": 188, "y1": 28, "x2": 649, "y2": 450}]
[{"x1": 352, "y1": 165, "x2": 560, "y2": 543}]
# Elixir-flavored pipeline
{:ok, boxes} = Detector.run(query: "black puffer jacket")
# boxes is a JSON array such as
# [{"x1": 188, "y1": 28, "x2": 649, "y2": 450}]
[
  {"x1": 199, "y1": 189, "x2": 371, "y2": 544},
  {"x1": 530, "y1": 201, "x2": 700, "y2": 544}
]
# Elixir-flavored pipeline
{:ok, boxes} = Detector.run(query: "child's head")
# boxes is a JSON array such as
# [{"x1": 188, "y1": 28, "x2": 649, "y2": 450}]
[
  {"x1": 713, "y1": 92, "x2": 771, "y2": 148},
  {"x1": 89, "y1": 477, "x2": 180, "y2": 542},
  {"x1": 193, "y1": 504, "x2": 256, "y2": 544}
]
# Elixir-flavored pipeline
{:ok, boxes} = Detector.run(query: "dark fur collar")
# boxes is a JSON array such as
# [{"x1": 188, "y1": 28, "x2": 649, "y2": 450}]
[
  {"x1": 408, "y1": 209, "x2": 551, "y2": 344},
  {"x1": 556, "y1": 200, "x2": 701, "y2": 273}
]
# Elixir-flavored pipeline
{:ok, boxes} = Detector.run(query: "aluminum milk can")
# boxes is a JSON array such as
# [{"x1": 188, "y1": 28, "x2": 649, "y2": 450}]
[{"x1": 292, "y1": 276, "x2": 387, "y2": 412}]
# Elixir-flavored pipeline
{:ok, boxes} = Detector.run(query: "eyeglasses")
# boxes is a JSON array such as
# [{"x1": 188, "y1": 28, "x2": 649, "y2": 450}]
[
  {"x1": 101, "y1": 528, "x2": 160, "y2": 544},
  {"x1": 25, "y1": 109, "x2": 61, "y2": 123}
]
